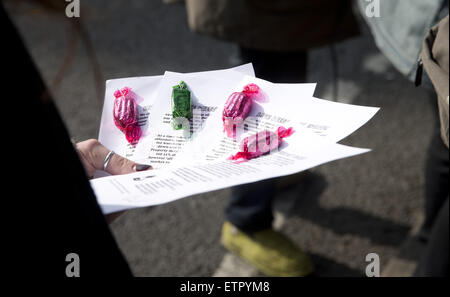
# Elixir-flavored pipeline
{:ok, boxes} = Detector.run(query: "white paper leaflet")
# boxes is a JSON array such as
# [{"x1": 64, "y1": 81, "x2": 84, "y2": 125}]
[{"x1": 92, "y1": 64, "x2": 379, "y2": 214}]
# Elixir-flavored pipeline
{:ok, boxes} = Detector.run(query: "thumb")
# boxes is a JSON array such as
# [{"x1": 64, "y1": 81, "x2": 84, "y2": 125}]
[{"x1": 105, "y1": 153, "x2": 152, "y2": 175}]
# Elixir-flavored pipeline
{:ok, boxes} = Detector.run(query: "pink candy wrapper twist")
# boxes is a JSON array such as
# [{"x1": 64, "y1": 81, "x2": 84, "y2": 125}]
[
  {"x1": 229, "y1": 126, "x2": 295, "y2": 162},
  {"x1": 113, "y1": 87, "x2": 142, "y2": 145},
  {"x1": 222, "y1": 83, "x2": 260, "y2": 138}
]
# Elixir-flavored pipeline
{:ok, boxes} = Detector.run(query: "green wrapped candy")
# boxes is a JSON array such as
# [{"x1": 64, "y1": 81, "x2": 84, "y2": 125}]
[{"x1": 171, "y1": 81, "x2": 191, "y2": 130}]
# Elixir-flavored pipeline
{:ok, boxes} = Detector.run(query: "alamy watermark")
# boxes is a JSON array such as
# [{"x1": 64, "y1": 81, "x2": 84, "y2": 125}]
[
  {"x1": 65, "y1": 252, "x2": 80, "y2": 277},
  {"x1": 365, "y1": 0, "x2": 380, "y2": 18},
  {"x1": 65, "y1": 0, "x2": 80, "y2": 18},
  {"x1": 365, "y1": 253, "x2": 380, "y2": 277}
]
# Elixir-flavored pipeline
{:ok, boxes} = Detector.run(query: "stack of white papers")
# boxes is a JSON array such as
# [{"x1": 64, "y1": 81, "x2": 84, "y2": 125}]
[{"x1": 91, "y1": 64, "x2": 379, "y2": 214}]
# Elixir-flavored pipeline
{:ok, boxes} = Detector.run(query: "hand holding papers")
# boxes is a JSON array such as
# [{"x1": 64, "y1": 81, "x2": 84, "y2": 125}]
[{"x1": 92, "y1": 64, "x2": 379, "y2": 214}]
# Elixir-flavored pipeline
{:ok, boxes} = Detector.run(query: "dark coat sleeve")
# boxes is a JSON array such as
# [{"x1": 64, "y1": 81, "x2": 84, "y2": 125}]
[{"x1": 2, "y1": 3, "x2": 132, "y2": 277}]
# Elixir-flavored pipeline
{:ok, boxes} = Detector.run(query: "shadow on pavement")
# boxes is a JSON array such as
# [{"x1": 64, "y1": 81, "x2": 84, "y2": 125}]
[
  {"x1": 276, "y1": 172, "x2": 411, "y2": 247},
  {"x1": 310, "y1": 253, "x2": 363, "y2": 277}
]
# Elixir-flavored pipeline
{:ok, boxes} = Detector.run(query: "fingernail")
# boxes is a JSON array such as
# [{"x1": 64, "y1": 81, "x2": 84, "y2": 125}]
[{"x1": 134, "y1": 164, "x2": 152, "y2": 171}]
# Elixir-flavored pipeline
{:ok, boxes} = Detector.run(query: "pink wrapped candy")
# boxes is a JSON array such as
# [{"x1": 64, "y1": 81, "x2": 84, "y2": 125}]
[
  {"x1": 222, "y1": 83, "x2": 260, "y2": 137},
  {"x1": 229, "y1": 126, "x2": 295, "y2": 162},
  {"x1": 113, "y1": 87, "x2": 142, "y2": 144}
]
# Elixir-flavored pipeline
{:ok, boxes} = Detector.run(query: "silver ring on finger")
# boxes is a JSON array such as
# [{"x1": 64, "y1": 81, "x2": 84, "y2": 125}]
[{"x1": 103, "y1": 151, "x2": 115, "y2": 171}]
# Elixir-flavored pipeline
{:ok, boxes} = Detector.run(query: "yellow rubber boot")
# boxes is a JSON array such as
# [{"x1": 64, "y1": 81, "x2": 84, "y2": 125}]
[{"x1": 221, "y1": 221, "x2": 314, "y2": 277}]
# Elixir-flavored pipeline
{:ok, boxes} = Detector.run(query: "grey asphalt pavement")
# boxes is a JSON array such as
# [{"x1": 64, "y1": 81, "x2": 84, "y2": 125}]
[{"x1": 6, "y1": 0, "x2": 435, "y2": 276}]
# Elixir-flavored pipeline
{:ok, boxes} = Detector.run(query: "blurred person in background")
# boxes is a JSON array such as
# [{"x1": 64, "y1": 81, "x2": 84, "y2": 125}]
[
  {"x1": 182, "y1": 0, "x2": 359, "y2": 276},
  {"x1": 358, "y1": 0, "x2": 448, "y2": 276}
]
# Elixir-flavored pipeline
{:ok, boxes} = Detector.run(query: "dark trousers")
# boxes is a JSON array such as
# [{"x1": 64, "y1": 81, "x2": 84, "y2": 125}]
[
  {"x1": 421, "y1": 101, "x2": 450, "y2": 237},
  {"x1": 416, "y1": 96, "x2": 449, "y2": 276},
  {"x1": 225, "y1": 47, "x2": 307, "y2": 233},
  {"x1": 416, "y1": 197, "x2": 449, "y2": 276}
]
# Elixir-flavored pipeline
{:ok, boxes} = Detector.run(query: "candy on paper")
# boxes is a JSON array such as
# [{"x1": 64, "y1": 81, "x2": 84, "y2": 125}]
[
  {"x1": 124, "y1": 124, "x2": 142, "y2": 145},
  {"x1": 229, "y1": 126, "x2": 295, "y2": 162},
  {"x1": 113, "y1": 87, "x2": 142, "y2": 145},
  {"x1": 171, "y1": 81, "x2": 192, "y2": 130},
  {"x1": 222, "y1": 83, "x2": 261, "y2": 138}
]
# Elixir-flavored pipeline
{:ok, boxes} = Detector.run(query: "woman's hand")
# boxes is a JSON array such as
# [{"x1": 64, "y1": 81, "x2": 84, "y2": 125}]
[
  {"x1": 75, "y1": 139, "x2": 152, "y2": 223},
  {"x1": 76, "y1": 139, "x2": 152, "y2": 178}
]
